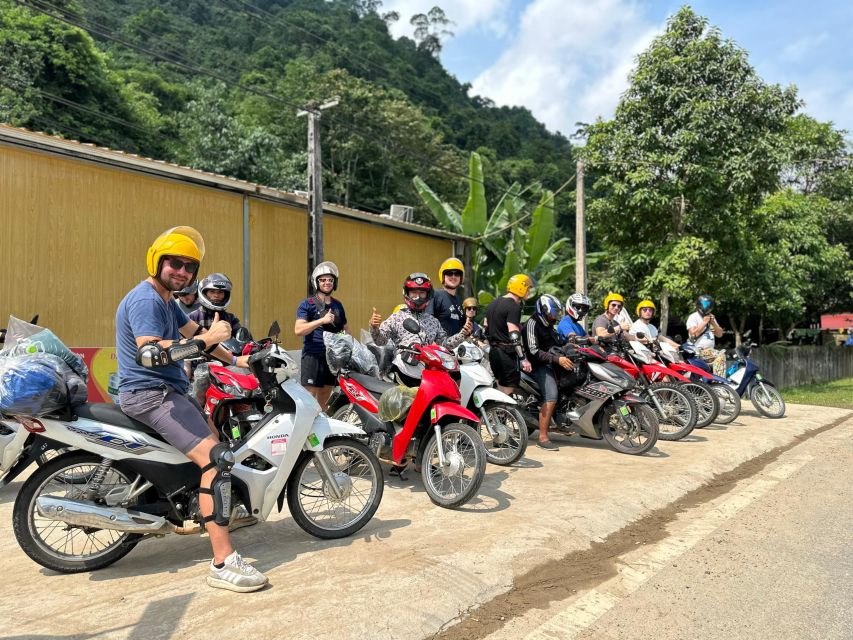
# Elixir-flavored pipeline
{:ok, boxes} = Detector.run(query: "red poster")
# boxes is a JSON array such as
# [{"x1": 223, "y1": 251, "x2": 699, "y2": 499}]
[{"x1": 71, "y1": 347, "x2": 119, "y2": 404}]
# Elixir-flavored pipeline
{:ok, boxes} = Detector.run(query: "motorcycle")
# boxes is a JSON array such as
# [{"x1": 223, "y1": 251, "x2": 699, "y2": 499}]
[
  {"x1": 723, "y1": 332, "x2": 786, "y2": 418},
  {"x1": 1, "y1": 342, "x2": 384, "y2": 573},
  {"x1": 454, "y1": 342, "x2": 528, "y2": 466},
  {"x1": 333, "y1": 318, "x2": 487, "y2": 508},
  {"x1": 514, "y1": 338, "x2": 660, "y2": 455}
]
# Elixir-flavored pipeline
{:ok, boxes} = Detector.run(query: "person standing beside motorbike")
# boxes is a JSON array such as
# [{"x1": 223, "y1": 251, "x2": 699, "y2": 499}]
[
  {"x1": 593, "y1": 292, "x2": 632, "y2": 338},
  {"x1": 523, "y1": 294, "x2": 575, "y2": 451},
  {"x1": 686, "y1": 294, "x2": 726, "y2": 376},
  {"x1": 369, "y1": 273, "x2": 468, "y2": 349},
  {"x1": 430, "y1": 257, "x2": 471, "y2": 337},
  {"x1": 485, "y1": 274, "x2": 535, "y2": 396},
  {"x1": 116, "y1": 226, "x2": 267, "y2": 593},
  {"x1": 188, "y1": 273, "x2": 243, "y2": 335},
  {"x1": 295, "y1": 261, "x2": 349, "y2": 409},
  {"x1": 630, "y1": 300, "x2": 679, "y2": 347},
  {"x1": 557, "y1": 293, "x2": 595, "y2": 342},
  {"x1": 174, "y1": 283, "x2": 201, "y2": 315}
]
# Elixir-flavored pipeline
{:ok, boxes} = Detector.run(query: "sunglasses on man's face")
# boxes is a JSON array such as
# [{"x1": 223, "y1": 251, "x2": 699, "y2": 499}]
[
  {"x1": 445, "y1": 270, "x2": 463, "y2": 278},
  {"x1": 609, "y1": 302, "x2": 623, "y2": 309},
  {"x1": 166, "y1": 257, "x2": 199, "y2": 274},
  {"x1": 465, "y1": 307, "x2": 478, "y2": 312}
]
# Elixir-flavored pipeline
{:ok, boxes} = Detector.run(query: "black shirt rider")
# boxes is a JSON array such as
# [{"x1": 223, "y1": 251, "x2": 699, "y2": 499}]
[{"x1": 430, "y1": 289, "x2": 464, "y2": 336}]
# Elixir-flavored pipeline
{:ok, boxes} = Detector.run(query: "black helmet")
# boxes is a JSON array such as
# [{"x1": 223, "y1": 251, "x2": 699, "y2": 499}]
[
  {"x1": 696, "y1": 294, "x2": 714, "y2": 316},
  {"x1": 198, "y1": 273, "x2": 233, "y2": 311}
]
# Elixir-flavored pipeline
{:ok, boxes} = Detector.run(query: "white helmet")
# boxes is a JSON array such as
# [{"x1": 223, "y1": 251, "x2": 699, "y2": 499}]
[
  {"x1": 565, "y1": 293, "x2": 591, "y2": 320},
  {"x1": 311, "y1": 261, "x2": 339, "y2": 291},
  {"x1": 198, "y1": 273, "x2": 232, "y2": 311}
]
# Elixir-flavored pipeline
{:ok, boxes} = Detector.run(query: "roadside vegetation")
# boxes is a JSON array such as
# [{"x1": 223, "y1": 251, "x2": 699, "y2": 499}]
[{"x1": 782, "y1": 378, "x2": 853, "y2": 410}]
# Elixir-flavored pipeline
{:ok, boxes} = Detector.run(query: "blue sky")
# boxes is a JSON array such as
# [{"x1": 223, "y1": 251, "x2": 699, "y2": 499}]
[{"x1": 382, "y1": 1, "x2": 853, "y2": 138}]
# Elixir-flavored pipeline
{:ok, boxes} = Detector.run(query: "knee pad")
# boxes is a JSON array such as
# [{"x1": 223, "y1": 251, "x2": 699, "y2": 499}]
[{"x1": 199, "y1": 443, "x2": 235, "y2": 527}]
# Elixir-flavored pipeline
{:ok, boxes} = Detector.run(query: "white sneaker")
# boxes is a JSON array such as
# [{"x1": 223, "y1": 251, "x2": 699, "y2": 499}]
[{"x1": 207, "y1": 551, "x2": 268, "y2": 592}]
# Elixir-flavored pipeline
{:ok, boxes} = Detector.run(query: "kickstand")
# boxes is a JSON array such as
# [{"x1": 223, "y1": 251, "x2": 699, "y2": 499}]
[{"x1": 388, "y1": 464, "x2": 408, "y2": 481}]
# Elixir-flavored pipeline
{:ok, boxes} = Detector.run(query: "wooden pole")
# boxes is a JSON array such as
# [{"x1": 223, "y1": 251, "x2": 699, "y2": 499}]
[{"x1": 575, "y1": 159, "x2": 586, "y2": 295}]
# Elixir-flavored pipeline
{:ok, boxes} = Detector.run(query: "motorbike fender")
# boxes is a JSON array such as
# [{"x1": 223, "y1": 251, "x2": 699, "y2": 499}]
[
  {"x1": 0, "y1": 434, "x2": 59, "y2": 487},
  {"x1": 0, "y1": 418, "x2": 30, "y2": 477},
  {"x1": 430, "y1": 402, "x2": 480, "y2": 425},
  {"x1": 472, "y1": 386, "x2": 516, "y2": 409},
  {"x1": 303, "y1": 415, "x2": 365, "y2": 452}
]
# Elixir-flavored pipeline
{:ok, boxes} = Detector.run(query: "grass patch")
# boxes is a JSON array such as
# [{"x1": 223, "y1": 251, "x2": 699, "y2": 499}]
[{"x1": 782, "y1": 378, "x2": 853, "y2": 410}]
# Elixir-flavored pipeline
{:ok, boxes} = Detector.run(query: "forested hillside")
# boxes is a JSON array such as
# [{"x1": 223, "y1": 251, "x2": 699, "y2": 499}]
[{"x1": 0, "y1": 0, "x2": 575, "y2": 223}]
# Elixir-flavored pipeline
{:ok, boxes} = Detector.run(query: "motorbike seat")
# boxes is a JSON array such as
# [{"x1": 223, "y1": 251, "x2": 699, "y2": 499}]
[
  {"x1": 349, "y1": 372, "x2": 397, "y2": 395},
  {"x1": 73, "y1": 402, "x2": 161, "y2": 437}
]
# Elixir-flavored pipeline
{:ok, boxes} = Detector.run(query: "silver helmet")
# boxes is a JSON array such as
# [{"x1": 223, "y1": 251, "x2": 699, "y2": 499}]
[
  {"x1": 198, "y1": 273, "x2": 233, "y2": 311},
  {"x1": 311, "y1": 261, "x2": 339, "y2": 291}
]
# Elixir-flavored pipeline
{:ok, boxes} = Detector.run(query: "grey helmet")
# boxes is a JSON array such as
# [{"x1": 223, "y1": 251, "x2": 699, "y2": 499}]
[
  {"x1": 566, "y1": 293, "x2": 591, "y2": 320},
  {"x1": 311, "y1": 261, "x2": 339, "y2": 291},
  {"x1": 175, "y1": 283, "x2": 198, "y2": 298},
  {"x1": 198, "y1": 273, "x2": 232, "y2": 311}
]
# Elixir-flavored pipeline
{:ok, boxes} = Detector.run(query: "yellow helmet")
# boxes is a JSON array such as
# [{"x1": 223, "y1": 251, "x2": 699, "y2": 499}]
[
  {"x1": 603, "y1": 292, "x2": 625, "y2": 310},
  {"x1": 146, "y1": 226, "x2": 205, "y2": 278},
  {"x1": 438, "y1": 257, "x2": 464, "y2": 284},
  {"x1": 391, "y1": 303, "x2": 407, "y2": 315},
  {"x1": 636, "y1": 299, "x2": 656, "y2": 316},
  {"x1": 507, "y1": 274, "x2": 536, "y2": 300}
]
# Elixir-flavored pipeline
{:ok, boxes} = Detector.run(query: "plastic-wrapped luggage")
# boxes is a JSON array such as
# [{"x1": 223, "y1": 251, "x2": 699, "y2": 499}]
[
  {"x1": 1, "y1": 316, "x2": 88, "y2": 380},
  {"x1": 0, "y1": 353, "x2": 87, "y2": 416},
  {"x1": 323, "y1": 333, "x2": 379, "y2": 377},
  {"x1": 377, "y1": 385, "x2": 417, "y2": 422}
]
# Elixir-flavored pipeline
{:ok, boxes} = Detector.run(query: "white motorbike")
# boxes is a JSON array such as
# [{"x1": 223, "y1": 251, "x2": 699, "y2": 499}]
[
  {"x1": 0, "y1": 343, "x2": 384, "y2": 573},
  {"x1": 454, "y1": 343, "x2": 528, "y2": 466}
]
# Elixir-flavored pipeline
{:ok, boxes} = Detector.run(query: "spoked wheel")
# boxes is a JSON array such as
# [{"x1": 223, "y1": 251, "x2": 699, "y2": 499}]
[
  {"x1": 599, "y1": 404, "x2": 659, "y2": 455},
  {"x1": 287, "y1": 438, "x2": 384, "y2": 539},
  {"x1": 647, "y1": 383, "x2": 697, "y2": 440},
  {"x1": 421, "y1": 423, "x2": 487, "y2": 508},
  {"x1": 13, "y1": 452, "x2": 143, "y2": 573},
  {"x1": 681, "y1": 382, "x2": 720, "y2": 428},
  {"x1": 36, "y1": 448, "x2": 88, "y2": 483},
  {"x1": 749, "y1": 382, "x2": 786, "y2": 419},
  {"x1": 711, "y1": 384, "x2": 741, "y2": 424},
  {"x1": 332, "y1": 405, "x2": 365, "y2": 431},
  {"x1": 478, "y1": 403, "x2": 528, "y2": 466}
]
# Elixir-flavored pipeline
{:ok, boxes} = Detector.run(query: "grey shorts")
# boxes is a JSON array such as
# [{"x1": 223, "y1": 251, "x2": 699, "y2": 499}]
[
  {"x1": 532, "y1": 366, "x2": 560, "y2": 403},
  {"x1": 119, "y1": 387, "x2": 211, "y2": 455}
]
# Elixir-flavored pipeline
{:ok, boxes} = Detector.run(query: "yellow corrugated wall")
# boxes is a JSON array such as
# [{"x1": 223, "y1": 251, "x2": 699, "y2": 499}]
[{"x1": 0, "y1": 143, "x2": 455, "y2": 350}]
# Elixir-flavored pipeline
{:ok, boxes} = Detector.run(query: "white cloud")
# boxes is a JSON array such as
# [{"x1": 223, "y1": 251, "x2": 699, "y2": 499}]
[
  {"x1": 381, "y1": 0, "x2": 511, "y2": 39},
  {"x1": 781, "y1": 32, "x2": 829, "y2": 62},
  {"x1": 471, "y1": 0, "x2": 665, "y2": 134}
]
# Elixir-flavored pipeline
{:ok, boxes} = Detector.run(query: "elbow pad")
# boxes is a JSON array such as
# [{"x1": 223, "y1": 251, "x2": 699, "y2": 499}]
[
  {"x1": 509, "y1": 330, "x2": 525, "y2": 359},
  {"x1": 136, "y1": 339, "x2": 205, "y2": 368}
]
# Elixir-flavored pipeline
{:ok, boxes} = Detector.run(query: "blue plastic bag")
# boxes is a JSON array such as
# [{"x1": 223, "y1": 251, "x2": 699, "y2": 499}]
[{"x1": 0, "y1": 354, "x2": 77, "y2": 416}]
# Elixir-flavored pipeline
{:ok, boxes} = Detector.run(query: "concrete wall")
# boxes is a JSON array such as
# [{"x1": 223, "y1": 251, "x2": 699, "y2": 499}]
[{"x1": 752, "y1": 346, "x2": 853, "y2": 388}]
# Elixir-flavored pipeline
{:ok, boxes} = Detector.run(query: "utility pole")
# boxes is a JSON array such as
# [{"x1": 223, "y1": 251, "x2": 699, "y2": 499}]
[
  {"x1": 298, "y1": 98, "x2": 338, "y2": 296},
  {"x1": 575, "y1": 159, "x2": 587, "y2": 296}
]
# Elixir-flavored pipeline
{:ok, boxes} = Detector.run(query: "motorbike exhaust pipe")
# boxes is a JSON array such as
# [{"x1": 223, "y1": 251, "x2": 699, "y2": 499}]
[{"x1": 36, "y1": 496, "x2": 175, "y2": 534}]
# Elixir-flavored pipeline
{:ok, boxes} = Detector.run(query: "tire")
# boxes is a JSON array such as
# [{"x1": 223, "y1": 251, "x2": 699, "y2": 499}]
[
  {"x1": 332, "y1": 404, "x2": 365, "y2": 434},
  {"x1": 420, "y1": 423, "x2": 487, "y2": 508},
  {"x1": 711, "y1": 384, "x2": 741, "y2": 424},
  {"x1": 287, "y1": 438, "x2": 384, "y2": 539},
  {"x1": 647, "y1": 383, "x2": 697, "y2": 440},
  {"x1": 478, "y1": 403, "x2": 528, "y2": 466},
  {"x1": 13, "y1": 451, "x2": 143, "y2": 573},
  {"x1": 749, "y1": 382, "x2": 786, "y2": 419},
  {"x1": 599, "y1": 403, "x2": 658, "y2": 455},
  {"x1": 681, "y1": 381, "x2": 720, "y2": 428}
]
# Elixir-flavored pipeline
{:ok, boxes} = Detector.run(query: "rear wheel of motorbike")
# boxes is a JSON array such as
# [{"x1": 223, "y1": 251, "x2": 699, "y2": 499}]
[
  {"x1": 332, "y1": 405, "x2": 365, "y2": 432},
  {"x1": 13, "y1": 451, "x2": 143, "y2": 573},
  {"x1": 479, "y1": 403, "x2": 528, "y2": 466},
  {"x1": 749, "y1": 382, "x2": 786, "y2": 419},
  {"x1": 681, "y1": 381, "x2": 720, "y2": 428},
  {"x1": 599, "y1": 404, "x2": 659, "y2": 455},
  {"x1": 647, "y1": 383, "x2": 697, "y2": 440},
  {"x1": 711, "y1": 384, "x2": 741, "y2": 424},
  {"x1": 421, "y1": 423, "x2": 486, "y2": 508},
  {"x1": 287, "y1": 438, "x2": 384, "y2": 539}
]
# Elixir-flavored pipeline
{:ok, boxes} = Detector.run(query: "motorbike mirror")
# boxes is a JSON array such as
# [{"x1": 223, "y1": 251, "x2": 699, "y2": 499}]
[
  {"x1": 30, "y1": 314, "x2": 39, "y2": 325},
  {"x1": 743, "y1": 329, "x2": 752, "y2": 339},
  {"x1": 457, "y1": 344, "x2": 466, "y2": 357},
  {"x1": 635, "y1": 331, "x2": 646, "y2": 340},
  {"x1": 607, "y1": 324, "x2": 616, "y2": 334},
  {"x1": 674, "y1": 334, "x2": 682, "y2": 343},
  {"x1": 267, "y1": 321, "x2": 281, "y2": 338},
  {"x1": 235, "y1": 327, "x2": 251, "y2": 343},
  {"x1": 402, "y1": 318, "x2": 421, "y2": 334}
]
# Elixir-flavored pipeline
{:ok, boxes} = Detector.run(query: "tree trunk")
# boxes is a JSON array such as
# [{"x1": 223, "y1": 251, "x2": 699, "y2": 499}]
[
  {"x1": 660, "y1": 289, "x2": 670, "y2": 336},
  {"x1": 758, "y1": 315, "x2": 765, "y2": 345}
]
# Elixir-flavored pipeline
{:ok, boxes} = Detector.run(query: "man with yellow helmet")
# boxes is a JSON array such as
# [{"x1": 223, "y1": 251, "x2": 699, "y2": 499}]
[
  {"x1": 430, "y1": 257, "x2": 471, "y2": 337},
  {"x1": 629, "y1": 299, "x2": 678, "y2": 346},
  {"x1": 592, "y1": 292, "x2": 633, "y2": 338},
  {"x1": 484, "y1": 274, "x2": 536, "y2": 394},
  {"x1": 116, "y1": 226, "x2": 267, "y2": 593}
]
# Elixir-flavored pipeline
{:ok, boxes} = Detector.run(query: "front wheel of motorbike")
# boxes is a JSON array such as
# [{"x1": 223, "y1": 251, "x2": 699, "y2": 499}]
[
  {"x1": 421, "y1": 423, "x2": 487, "y2": 508},
  {"x1": 681, "y1": 381, "x2": 720, "y2": 428},
  {"x1": 711, "y1": 384, "x2": 741, "y2": 424},
  {"x1": 13, "y1": 451, "x2": 143, "y2": 573},
  {"x1": 287, "y1": 438, "x2": 384, "y2": 539},
  {"x1": 749, "y1": 382, "x2": 786, "y2": 419},
  {"x1": 647, "y1": 382, "x2": 697, "y2": 440},
  {"x1": 479, "y1": 403, "x2": 528, "y2": 466},
  {"x1": 599, "y1": 404, "x2": 659, "y2": 454}
]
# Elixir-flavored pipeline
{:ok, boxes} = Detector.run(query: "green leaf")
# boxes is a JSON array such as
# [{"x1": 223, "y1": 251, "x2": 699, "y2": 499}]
[
  {"x1": 461, "y1": 152, "x2": 487, "y2": 236},
  {"x1": 524, "y1": 190, "x2": 555, "y2": 267},
  {"x1": 477, "y1": 290, "x2": 495, "y2": 306},
  {"x1": 413, "y1": 176, "x2": 462, "y2": 232}
]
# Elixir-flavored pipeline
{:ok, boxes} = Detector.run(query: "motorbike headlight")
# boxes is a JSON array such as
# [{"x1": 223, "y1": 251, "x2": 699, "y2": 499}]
[
  {"x1": 439, "y1": 351, "x2": 458, "y2": 371},
  {"x1": 467, "y1": 345, "x2": 483, "y2": 361}
]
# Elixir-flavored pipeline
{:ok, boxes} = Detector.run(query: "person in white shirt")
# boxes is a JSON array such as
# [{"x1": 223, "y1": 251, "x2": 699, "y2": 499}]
[
  {"x1": 685, "y1": 294, "x2": 725, "y2": 376},
  {"x1": 629, "y1": 299, "x2": 679, "y2": 347}
]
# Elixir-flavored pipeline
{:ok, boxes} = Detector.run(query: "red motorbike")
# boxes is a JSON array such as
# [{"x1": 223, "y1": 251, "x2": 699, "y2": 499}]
[{"x1": 333, "y1": 318, "x2": 487, "y2": 509}]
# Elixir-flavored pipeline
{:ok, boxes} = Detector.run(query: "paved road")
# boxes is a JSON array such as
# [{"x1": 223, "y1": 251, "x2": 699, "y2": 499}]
[
  {"x1": 0, "y1": 404, "x2": 850, "y2": 640},
  {"x1": 479, "y1": 411, "x2": 853, "y2": 640}
]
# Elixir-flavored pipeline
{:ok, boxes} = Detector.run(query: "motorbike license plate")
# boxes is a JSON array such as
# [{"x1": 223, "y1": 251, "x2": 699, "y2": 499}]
[{"x1": 619, "y1": 406, "x2": 630, "y2": 416}]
